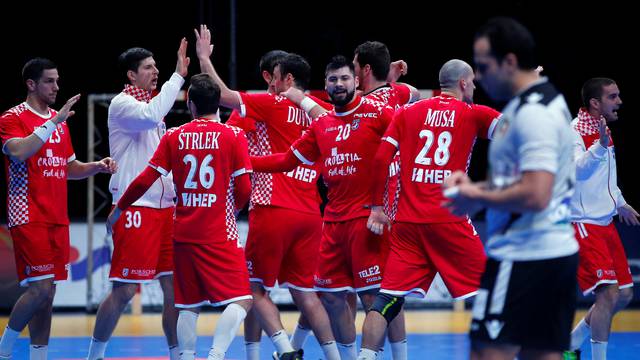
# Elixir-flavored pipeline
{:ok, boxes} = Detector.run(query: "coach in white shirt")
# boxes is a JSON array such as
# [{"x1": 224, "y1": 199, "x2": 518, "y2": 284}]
[
  {"x1": 566, "y1": 77, "x2": 639, "y2": 360},
  {"x1": 87, "y1": 40, "x2": 189, "y2": 360}
]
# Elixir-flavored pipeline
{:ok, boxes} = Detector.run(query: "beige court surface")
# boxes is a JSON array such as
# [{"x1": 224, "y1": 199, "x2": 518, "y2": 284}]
[{"x1": 2, "y1": 310, "x2": 639, "y2": 337}]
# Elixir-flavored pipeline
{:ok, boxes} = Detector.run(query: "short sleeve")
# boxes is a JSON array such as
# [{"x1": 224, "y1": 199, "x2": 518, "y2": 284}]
[
  {"x1": 226, "y1": 109, "x2": 257, "y2": 132},
  {"x1": 382, "y1": 107, "x2": 404, "y2": 149},
  {"x1": 238, "y1": 93, "x2": 275, "y2": 122},
  {"x1": 374, "y1": 105, "x2": 395, "y2": 137},
  {"x1": 471, "y1": 104, "x2": 501, "y2": 139},
  {"x1": 291, "y1": 122, "x2": 321, "y2": 165},
  {"x1": 515, "y1": 105, "x2": 562, "y2": 174},
  {"x1": 392, "y1": 83, "x2": 412, "y2": 105},
  {"x1": 148, "y1": 131, "x2": 173, "y2": 176},
  {"x1": 0, "y1": 112, "x2": 28, "y2": 154},
  {"x1": 232, "y1": 130, "x2": 253, "y2": 177}
]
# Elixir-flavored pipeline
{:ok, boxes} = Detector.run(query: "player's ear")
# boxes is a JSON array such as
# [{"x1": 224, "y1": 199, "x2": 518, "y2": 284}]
[
  {"x1": 127, "y1": 70, "x2": 137, "y2": 84},
  {"x1": 261, "y1": 70, "x2": 271, "y2": 85},
  {"x1": 25, "y1": 79, "x2": 36, "y2": 92}
]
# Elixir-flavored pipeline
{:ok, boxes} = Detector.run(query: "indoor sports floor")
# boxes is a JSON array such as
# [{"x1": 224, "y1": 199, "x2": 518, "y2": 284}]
[{"x1": 2, "y1": 309, "x2": 639, "y2": 359}]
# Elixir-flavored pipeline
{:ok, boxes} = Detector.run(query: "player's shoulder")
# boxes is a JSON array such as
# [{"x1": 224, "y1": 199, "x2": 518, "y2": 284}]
[
  {"x1": 220, "y1": 122, "x2": 246, "y2": 138},
  {"x1": 362, "y1": 97, "x2": 394, "y2": 115},
  {"x1": 1, "y1": 103, "x2": 28, "y2": 120}
]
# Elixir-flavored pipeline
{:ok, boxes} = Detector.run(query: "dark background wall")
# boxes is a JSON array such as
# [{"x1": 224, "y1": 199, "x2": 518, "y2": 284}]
[{"x1": 0, "y1": 1, "x2": 638, "y2": 221}]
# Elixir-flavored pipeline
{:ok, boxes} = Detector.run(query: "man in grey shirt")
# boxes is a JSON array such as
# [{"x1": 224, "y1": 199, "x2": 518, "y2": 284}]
[{"x1": 444, "y1": 17, "x2": 579, "y2": 360}]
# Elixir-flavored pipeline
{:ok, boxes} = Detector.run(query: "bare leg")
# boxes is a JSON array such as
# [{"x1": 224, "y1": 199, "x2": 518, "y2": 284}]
[
  {"x1": 158, "y1": 275, "x2": 178, "y2": 347},
  {"x1": 92, "y1": 282, "x2": 138, "y2": 341}
]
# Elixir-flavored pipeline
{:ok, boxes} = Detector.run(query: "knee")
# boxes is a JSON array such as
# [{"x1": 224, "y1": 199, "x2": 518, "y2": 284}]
[
  {"x1": 320, "y1": 292, "x2": 346, "y2": 311},
  {"x1": 291, "y1": 291, "x2": 320, "y2": 311},
  {"x1": 369, "y1": 292, "x2": 404, "y2": 324},
  {"x1": 596, "y1": 285, "x2": 619, "y2": 310},
  {"x1": 617, "y1": 288, "x2": 633, "y2": 309},
  {"x1": 29, "y1": 281, "x2": 54, "y2": 304},
  {"x1": 113, "y1": 283, "x2": 138, "y2": 303}
]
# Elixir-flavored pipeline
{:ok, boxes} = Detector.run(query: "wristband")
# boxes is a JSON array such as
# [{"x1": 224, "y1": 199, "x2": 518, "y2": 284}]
[
  {"x1": 33, "y1": 120, "x2": 57, "y2": 142},
  {"x1": 300, "y1": 96, "x2": 319, "y2": 113}
]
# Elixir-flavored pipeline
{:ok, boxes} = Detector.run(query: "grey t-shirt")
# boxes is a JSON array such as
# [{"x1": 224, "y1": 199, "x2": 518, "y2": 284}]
[{"x1": 486, "y1": 79, "x2": 578, "y2": 261}]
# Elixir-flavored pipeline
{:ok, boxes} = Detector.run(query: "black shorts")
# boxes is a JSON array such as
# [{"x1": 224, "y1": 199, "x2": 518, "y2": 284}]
[{"x1": 469, "y1": 253, "x2": 578, "y2": 352}]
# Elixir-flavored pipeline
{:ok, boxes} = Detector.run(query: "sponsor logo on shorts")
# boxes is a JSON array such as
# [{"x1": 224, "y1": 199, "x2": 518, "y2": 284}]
[
  {"x1": 358, "y1": 265, "x2": 382, "y2": 283},
  {"x1": 131, "y1": 269, "x2": 155, "y2": 277},
  {"x1": 123, "y1": 268, "x2": 129, "y2": 277},
  {"x1": 596, "y1": 269, "x2": 603, "y2": 278},
  {"x1": 28, "y1": 264, "x2": 54, "y2": 274},
  {"x1": 314, "y1": 275, "x2": 332, "y2": 286}
]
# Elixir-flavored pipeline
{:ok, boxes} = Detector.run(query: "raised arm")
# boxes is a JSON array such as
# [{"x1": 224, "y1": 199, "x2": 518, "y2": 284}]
[
  {"x1": 280, "y1": 87, "x2": 327, "y2": 119},
  {"x1": 111, "y1": 39, "x2": 187, "y2": 131},
  {"x1": 194, "y1": 24, "x2": 241, "y2": 110},
  {"x1": 3, "y1": 94, "x2": 80, "y2": 161},
  {"x1": 573, "y1": 118, "x2": 609, "y2": 180}
]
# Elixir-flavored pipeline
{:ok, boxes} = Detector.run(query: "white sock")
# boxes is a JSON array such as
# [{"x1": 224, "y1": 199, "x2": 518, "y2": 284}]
[
  {"x1": 208, "y1": 303, "x2": 247, "y2": 360},
  {"x1": 390, "y1": 339, "x2": 407, "y2": 360},
  {"x1": 570, "y1": 318, "x2": 591, "y2": 350},
  {"x1": 271, "y1": 329, "x2": 294, "y2": 355},
  {"x1": 87, "y1": 338, "x2": 108, "y2": 360},
  {"x1": 177, "y1": 310, "x2": 199, "y2": 360},
  {"x1": 245, "y1": 341, "x2": 260, "y2": 360},
  {"x1": 169, "y1": 344, "x2": 180, "y2": 360},
  {"x1": 29, "y1": 345, "x2": 47, "y2": 360},
  {"x1": 357, "y1": 348, "x2": 378, "y2": 360},
  {"x1": 320, "y1": 340, "x2": 340, "y2": 360},
  {"x1": 338, "y1": 342, "x2": 357, "y2": 360},
  {"x1": 591, "y1": 339, "x2": 607, "y2": 360},
  {"x1": 0, "y1": 326, "x2": 20, "y2": 357},
  {"x1": 290, "y1": 324, "x2": 311, "y2": 350}
]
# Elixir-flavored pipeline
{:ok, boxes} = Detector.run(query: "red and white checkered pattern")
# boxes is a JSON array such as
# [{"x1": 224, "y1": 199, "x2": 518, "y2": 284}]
[
  {"x1": 225, "y1": 178, "x2": 240, "y2": 246},
  {"x1": 368, "y1": 86, "x2": 394, "y2": 106},
  {"x1": 383, "y1": 157, "x2": 402, "y2": 221},
  {"x1": 122, "y1": 84, "x2": 152, "y2": 103},
  {"x1": 574, "y1": 107, "x2": 600, "y2": 136},
  {"x1": 7, "y1": 159, "x2": 29, "y2": 227},
  {"x1": 362, "y1": 97, "x2": 390, "y2": 114},
  {"x1": 247, "y1": 122, "x2": 273, "y2": 209}
]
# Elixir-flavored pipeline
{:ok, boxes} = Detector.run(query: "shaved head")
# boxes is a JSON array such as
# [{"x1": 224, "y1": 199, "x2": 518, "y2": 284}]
[{"x1": 439, "y1": 59, "x2": 473, "y2": 91}]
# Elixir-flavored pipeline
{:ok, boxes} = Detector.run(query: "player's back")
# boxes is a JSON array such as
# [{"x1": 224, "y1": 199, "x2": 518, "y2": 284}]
[
  {"x1": 151, "y1": 119, "x2": 250, "y2": 243},
  {"x1": 389, "y1": 95, "x2": 499, "y2": 223}
]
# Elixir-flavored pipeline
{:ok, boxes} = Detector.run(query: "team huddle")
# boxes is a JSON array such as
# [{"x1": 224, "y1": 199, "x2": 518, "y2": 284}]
[{"x1": 1, "y1": 17, "x2": 637, "y2": 360}]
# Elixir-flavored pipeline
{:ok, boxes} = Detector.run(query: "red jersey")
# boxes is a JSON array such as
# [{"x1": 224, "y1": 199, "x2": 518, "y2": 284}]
[
  {"x1": 0, "y1": 103, "x2": 75, "y2": 227},
  {"x1": 231, "y1": 93, "x2": 334, "y2": 214},
  {"x1": 383, "y1": 94, "x2": 500, "y2": 223},
  {"x1": 148, "y1": 118, "x2": 252, "y2": 244},
  {"x1": 364, "y1": 83, "x2": 413, "y2": 220},
  {"x1": 291, "y1": 96, "x2": 394, "y2": 222},
  {"x1": 364, "y1": 83, "x2": 412, "y2": 109}
]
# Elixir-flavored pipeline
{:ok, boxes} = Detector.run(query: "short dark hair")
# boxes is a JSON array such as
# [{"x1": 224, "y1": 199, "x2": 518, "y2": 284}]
[
  {"x1": 118, "y1": 47, "x2": 154, "y2": 74},
  {"x1": 475, "y1": 17, "x2": 537, "y2": 70},
  {"x1": 581, "y1": 78, "x2": 617, "y2": 108},
  {"x1": 354, "y1": 41, "x2": 390, "y2": 81},
  {"x1": 259, "y1": 50, "x2": 288, "y2": 75},
  {"x1": 277, "y1": 53, "x2": 311, "y2": 90},
  {"x1": 325, "y1": 55, "x2": 355, "y2": 77},
  {"x1": 188, "y1": 73, "x2": 221, "y2": 115},
  {"x1": 22, "y1": 58, "x2": 57, "y2": 83}
]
